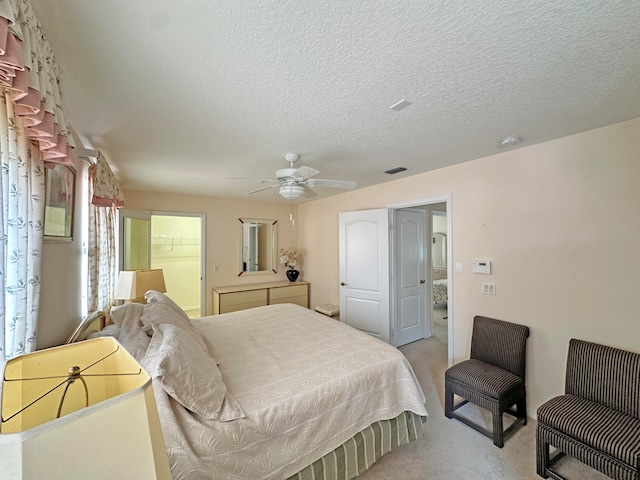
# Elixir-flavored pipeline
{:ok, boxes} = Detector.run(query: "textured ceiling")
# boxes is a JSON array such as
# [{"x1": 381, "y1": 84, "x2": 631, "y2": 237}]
[{"x1": 30, "y1": 0, "x2": 640, "y2": 202}]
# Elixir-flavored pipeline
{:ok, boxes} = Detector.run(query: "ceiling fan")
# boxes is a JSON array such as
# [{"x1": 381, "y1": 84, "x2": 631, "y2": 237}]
[{"x1": 244, "y1": 153, "x2": 357, "y2": 199}]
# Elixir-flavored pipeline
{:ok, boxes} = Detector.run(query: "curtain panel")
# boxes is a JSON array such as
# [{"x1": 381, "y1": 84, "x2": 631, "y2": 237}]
[
  {"x1": 0, "y1": 0, "x2": 74, "y2": 360},
  {"x1": 87, "y1": 153, "x2": 124, "y2": 314},
  {"x1": 0, "y1": 0, "x2": 76, "y2": 167},
  {"x1": 87, "y1": 156, "x2": 121, "y2": 314},
  {"x1": 87, "y1": 199, "x2": 118, "y2": 315},
  {"x1": 0, "y1": 93, "x2": 44, "y2": 360}
]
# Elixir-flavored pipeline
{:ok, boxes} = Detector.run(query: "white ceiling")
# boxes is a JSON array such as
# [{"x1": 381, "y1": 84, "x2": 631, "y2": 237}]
[{"x1": 30, "y1": 0, "x2": 640, "y2": 202}]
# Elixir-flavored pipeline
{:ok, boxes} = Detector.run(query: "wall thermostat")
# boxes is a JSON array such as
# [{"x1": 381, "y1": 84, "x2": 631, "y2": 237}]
[{"x1": 472, "y1": 260, "x2": 491, "y2": 274}]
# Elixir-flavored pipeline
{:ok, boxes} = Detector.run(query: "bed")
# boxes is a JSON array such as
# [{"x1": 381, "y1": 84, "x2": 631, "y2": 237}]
[
  {"x1": 87, "y1": 293, "x2": 428, "y2": 480},
  {"x1": 432, "y1": 268, "x2": 448, "y2": 305}
]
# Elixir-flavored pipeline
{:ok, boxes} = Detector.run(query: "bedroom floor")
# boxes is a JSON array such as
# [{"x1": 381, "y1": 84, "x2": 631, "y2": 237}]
[{"x1": 356, "y1": 305, "x2": 611, "y2": 480}]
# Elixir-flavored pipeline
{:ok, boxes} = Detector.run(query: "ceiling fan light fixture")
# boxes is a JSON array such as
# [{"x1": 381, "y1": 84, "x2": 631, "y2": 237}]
[{"x1": 279, "y1": 185, "x2": 305, "y2": 199}]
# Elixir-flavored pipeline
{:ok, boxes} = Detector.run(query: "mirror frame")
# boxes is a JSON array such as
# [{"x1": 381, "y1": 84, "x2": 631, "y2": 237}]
[
  {"x1": 432, "y1": 231, "x2": 447, "y2": 269},
  {"x1": 237, "y1": 218, "x2": 278, "y2": 276}
]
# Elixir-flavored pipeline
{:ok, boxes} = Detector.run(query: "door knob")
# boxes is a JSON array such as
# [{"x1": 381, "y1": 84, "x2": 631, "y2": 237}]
[
  {"x1": 340, "y1": 282, "x2": 346, "y2": 286},
  {"x1": 419, "y1": 279, "x2": 426, "y2": 284}
]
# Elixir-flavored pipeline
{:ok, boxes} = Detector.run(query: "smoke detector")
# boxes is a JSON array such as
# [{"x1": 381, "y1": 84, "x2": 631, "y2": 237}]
[{"x1": 498, "y1": 136, "x2": 522, "y2": 147}]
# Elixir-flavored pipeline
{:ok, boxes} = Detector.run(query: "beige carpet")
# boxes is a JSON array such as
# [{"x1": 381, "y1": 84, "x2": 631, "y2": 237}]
[{"x1": 356, "y1": 306, "x2": 611, "y2": 480}]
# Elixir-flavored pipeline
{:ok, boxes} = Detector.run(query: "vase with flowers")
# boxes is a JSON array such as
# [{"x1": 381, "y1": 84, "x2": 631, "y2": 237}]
[{"x1": 279, "y1": 247, "x2": 301, "y2": 282}]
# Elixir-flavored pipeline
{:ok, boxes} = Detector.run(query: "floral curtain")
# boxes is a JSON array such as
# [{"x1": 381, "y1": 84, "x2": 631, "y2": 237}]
[
  {"x1": 0, "y1": 0, "x2": 75, "y2": 166},
  {"x1": 87, "y1": 154, "x2": 123, "y2": 314},
  {"x1": 86, "y1": 200, "x2": 118, "y2": 314},
  {"x1": 0, "y1": 94, "x2": 44, "y2": 360},
  {"x1": 0, "y1": 0, "x2": 75, "y2": 360},
  {"x1": 90, "y1": 153, "x2": 125, "y2": 208}
]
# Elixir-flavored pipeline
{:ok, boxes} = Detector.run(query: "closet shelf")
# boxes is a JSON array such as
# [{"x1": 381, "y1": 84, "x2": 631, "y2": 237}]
[{"x1": 151, "y1": 235, "x2": 200, "y2": 249}]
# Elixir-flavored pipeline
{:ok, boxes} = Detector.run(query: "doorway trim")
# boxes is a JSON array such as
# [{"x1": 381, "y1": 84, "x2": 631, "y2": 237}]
[{"x1": 388, "y1": 195, "x2": 453, "y2": 365}]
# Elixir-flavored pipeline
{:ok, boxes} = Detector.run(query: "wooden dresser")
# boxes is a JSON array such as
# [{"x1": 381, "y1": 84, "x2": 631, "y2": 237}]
[{"x1": 212, "y1": 281, "x2": 309, "y2": 315}]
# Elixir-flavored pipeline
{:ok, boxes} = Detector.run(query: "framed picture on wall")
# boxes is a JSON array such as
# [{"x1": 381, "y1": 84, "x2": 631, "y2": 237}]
[{"x1": 44, "y1": 164, "x2": 76, "y2": 240}]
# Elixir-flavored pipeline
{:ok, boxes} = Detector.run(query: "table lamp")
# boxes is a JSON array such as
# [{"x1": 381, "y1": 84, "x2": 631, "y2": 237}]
[
  {"x1": 0, "y1": 337, "x2": 171, "y2": 479},
  {"x1": 116, "y1": 269, "x2": 166, "y2": 303}
]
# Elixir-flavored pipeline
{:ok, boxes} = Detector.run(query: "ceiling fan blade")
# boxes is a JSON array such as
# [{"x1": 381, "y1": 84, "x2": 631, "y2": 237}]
[
  {"x1": 228, "y1": 177, "x2": 277, "y2": 184},
  {"x1": 303, "y1": 185, "x2": 317, "y2": 198},
  {"x1": 291, "y1": 166, "x2": 319, "y2": 181},
  {"x1": 306, "y1": 179, "x2": 357, "y2": 189},
  {"x1": 246, "y1": 184, "x2": 279, "y2": 194}
]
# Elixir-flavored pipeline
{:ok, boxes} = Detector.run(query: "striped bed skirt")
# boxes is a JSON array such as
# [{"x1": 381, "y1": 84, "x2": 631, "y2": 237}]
[{"x1": 287, "y1": 411, "x2": 426, "y2": 480}]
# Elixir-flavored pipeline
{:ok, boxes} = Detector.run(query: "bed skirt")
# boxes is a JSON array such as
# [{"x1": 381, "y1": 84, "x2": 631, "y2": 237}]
[{"x1": 287, "y1": 411, "x2": 426, "y2": 480}]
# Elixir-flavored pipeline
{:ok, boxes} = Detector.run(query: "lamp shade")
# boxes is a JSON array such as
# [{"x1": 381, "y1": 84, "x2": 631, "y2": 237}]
[
  {"x1": 116, "y1": 269, "x2": 166, "y2": 301},
  {"x1": 0, "y1": 337, "x2": 171, "y2": 480}
]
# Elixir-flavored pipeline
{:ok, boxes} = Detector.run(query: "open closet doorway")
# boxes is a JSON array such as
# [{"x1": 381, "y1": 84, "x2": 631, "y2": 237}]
[
  {"x1": 430, "y1": 208, "x2": 449, "y2": 347},
  {"x1": 389, "y1": 196, "x2": 452, "y2": 364},
  {"x1": 150, "y1": 213, "x2": 205, "y2": 318},
  {"x1": 119, "y1": 209, "x2": 205, "y2": 318}
]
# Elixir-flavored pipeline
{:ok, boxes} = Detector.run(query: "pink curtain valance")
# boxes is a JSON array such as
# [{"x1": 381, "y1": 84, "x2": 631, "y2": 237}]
[
  {"x1": 89, "y1": 153, "x2": 125, "y2": 208},
  {"x1": 0, "y1": 0, "x2": 76, "y2": 167}
]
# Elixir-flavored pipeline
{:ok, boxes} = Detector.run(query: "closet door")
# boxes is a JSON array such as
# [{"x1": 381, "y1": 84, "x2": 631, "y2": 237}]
[{"x1": 394, "y1": 208, "x2": 427, "y2": 347}]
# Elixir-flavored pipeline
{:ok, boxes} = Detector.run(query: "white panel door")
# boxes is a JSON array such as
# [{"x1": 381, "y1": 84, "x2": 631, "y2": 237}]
[
  {"x1": 394, "y1": 208, "x2": 427, "y2": 347},
  {"x1": 339, "y1": 209, "x2": 390, "y2": 343}
]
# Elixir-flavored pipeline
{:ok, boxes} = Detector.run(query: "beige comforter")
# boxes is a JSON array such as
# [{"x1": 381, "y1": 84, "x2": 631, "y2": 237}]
[{"x1": 118, "y1": 303, "x2": 427, "y2": 480}]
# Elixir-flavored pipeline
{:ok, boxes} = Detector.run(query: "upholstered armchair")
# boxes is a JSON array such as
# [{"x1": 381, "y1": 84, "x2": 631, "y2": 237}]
[
  {"x1": 445, "y1": 315, "x2": 530, "y2": 447},
  {"x1": 536, "y1": 339, "x2": 640, "y2": 480}
]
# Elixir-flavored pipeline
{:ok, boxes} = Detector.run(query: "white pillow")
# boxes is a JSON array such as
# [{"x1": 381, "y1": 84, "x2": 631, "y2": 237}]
[
  {"x1": 87, "y1": 324, "x2": 120, "y2": 339},
  {"x1": 109, "y1": 303, "x2": 150, "y2": 361},
  {"x1": 144, "y1": 290, "x2": 190, "y2": 321},
  {"x1": 110, "y1": 302, "x2": 145, "y2": 328},
  {"x1": 140, "y1": 300, "x2": 209, "y2": 355},
  {"x1": 143, "y1": 323, "x2": 244, "y2": 421}
]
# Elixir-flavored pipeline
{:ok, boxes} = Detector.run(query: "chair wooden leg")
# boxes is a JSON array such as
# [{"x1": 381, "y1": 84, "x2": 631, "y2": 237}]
[
  {"x1": 518, "y1": 397, "x2": 527, "y2": 425},
  {"x1": 492, "y1": 410, "x2": 504, "y2": 448},
  {"x1": 444, "y1": 382, "x2": 453, "y2": 418},
  {"x1": 536, "y1": 430, "x2": 550, "y2": 478}
]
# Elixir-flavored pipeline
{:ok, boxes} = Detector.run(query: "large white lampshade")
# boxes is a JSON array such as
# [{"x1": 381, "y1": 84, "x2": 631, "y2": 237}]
[
  {"x1": 0, "y1": 337, "x2": 171, "y2": 480},
  {"x1": 116, "y1": 269, "x2": 166, "y2": 303}
]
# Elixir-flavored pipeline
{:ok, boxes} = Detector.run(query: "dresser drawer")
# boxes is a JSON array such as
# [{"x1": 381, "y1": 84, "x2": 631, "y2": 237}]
[
  {"x1": 220, "y1": 289, "x2": 267, "y2": 307},
  {"x1": 219, "y1": 301, "x2": 267, "y2": 314},
  {"x1": 270, "y1": 284, "x2": 307, "y2": 300},
  {"x1": 270, "y1": 296, "x2": 308, "y2": 307}
]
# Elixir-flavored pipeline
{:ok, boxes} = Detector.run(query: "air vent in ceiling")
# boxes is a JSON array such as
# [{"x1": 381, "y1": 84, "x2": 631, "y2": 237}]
[
  {"x1": 390, "y1": 99, "x2": 411, "y2": 111},
  {"x1": 384, "y1": 167, "x2": 407, "y2": 175}
]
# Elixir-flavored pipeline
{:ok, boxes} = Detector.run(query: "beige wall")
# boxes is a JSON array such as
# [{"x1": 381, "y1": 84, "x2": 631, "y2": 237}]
[
  {"x1": 39, "y1": 163, "x2": 87, "y2": 349},
  {"x1": 122, "y1": 191, "x2": 299, "y2": 315},
  {"x1": 297, "y1": 117, "x2": 640, "y2": 415}
]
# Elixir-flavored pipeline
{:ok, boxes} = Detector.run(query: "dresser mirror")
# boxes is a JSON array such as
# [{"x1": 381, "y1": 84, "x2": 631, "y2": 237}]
[{"x1": 238, "y1": 218, "x2": 277, "y2": 275}]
